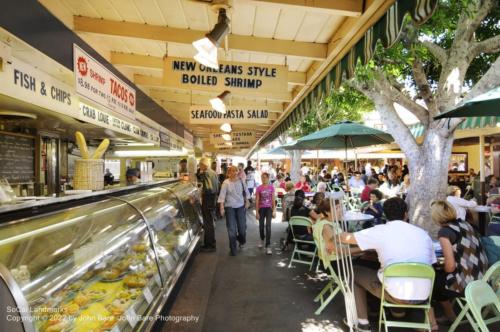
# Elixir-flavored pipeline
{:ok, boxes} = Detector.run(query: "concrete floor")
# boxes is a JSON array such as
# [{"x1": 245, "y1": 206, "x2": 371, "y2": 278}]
[{"x1": 161, "y1": 209, "x2": 495, "y2": 332}]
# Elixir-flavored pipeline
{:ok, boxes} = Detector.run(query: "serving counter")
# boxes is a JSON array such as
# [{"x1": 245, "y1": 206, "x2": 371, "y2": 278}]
[{"x1": 0, "y1": 180, "x2": 202, "y2": 332}]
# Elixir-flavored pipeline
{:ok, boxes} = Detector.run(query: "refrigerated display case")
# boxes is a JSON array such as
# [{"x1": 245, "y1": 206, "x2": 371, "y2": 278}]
[{"x1": 0, "y1": 180, "x2": 202, "y2": 332}]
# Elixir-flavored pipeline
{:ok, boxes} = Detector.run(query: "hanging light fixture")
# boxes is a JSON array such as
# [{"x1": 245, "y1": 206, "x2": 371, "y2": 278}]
[
  {"x1": 221, "y1": 133, "x2": 232, "y2": 141},
  {"x1": 220, "y1": 123, "x2": 232, "y2": 133},
  {"x1": 193, "y1": 49, "x2": 218, "y2": 70},
  {"x1": 224, "y1": 141, "x2": 233, "y2": 146},
  {"x1": 210, "y1": 90, "x2": 231, "y2": 113},
  {"x1": 192, "y1": 8, "x2": 230, "y2": 68}
]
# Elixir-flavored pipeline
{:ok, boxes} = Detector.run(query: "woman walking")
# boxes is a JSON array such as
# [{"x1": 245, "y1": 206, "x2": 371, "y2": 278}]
[
  {"x1": 218, "y1": 166, "x2": 250, "y2": 256},
  {"x1": 255, "y1": 172, "x2": 276, "y2": 255}
]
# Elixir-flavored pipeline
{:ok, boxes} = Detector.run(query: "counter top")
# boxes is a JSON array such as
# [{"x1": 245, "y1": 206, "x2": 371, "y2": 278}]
[{"x1": 0, "y1": 179, "x2": 180, "y2": 219}]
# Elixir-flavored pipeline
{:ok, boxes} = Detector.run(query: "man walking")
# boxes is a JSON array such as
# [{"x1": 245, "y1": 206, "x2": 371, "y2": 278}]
[{"x1": 197, "y1": 157, "x2": 220, "y2": 252}]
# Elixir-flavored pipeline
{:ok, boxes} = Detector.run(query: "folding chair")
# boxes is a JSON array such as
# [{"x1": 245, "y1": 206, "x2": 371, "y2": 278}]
[
  {"x1": 378, "y1": 263, "x2": 435, "y2": 332},
  {"x1": 465, "y1": 280, "x2": 500, "y2": 332},
  {"x1": 449, "y1": 261, "x2": 500, "y2": 332},
  {"x1": 288, "y1": 216, "x2": 317, "y2": 270}
]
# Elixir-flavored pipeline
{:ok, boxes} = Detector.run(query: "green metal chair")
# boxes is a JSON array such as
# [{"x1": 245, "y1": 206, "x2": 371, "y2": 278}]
[
  {"x1": 465, "y1": 280, "x2": 500, "y2": 332},
  {"x1": 288, "y1": 216, "x2": 317, "y2": 270},
  {"x1": 449, "y1": 261, "x2": 500, "y2": 332},
  {"x1": 311, "y1": 219, "x2": 343, "y2": 315},
  {"x1": 378, "y1": 263, "x2": 435, "y2": 332}
]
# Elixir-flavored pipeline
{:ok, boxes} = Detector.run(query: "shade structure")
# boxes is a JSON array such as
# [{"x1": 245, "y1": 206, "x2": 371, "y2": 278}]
[
  {"x1": 266, "y1": 145, "x2": 287, "y2": 155},
  {"x1": 296, "y1": 121, "x2": 393, "y2": 150},
  {"x1": 434, "y1": 87, "x2": 500, "y2": 119}
]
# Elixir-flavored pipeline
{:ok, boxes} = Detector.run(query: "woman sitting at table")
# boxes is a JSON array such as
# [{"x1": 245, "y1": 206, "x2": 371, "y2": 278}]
[
  {"x1": 295, "y1": 175, "x2": 312, "y2": 192},
  {"x1": 429, "y1": 200, "x2": 489, "y2": 329},
  {"x1": 379, "y1": 170, "x2": 401, "y2": 198},
  {"x1": 283, "y1": 190, "x2": 313, "y2": 247},
  {"x1": 309, "y1": 192, "x2": 326, "y2": 222},
  {"x1": 282, "y1": 181, "x2": 296, "y2": 222},
  {"x1": 446, "y1": 185, "x2": 477, "y2": 222}
]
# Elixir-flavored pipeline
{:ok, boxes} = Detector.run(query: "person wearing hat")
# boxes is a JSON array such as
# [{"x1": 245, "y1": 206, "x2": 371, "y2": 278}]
[
  {"x1": 197, "y1": 157, "x2": 220, "y2": 252},
  {"x1": 125, "y1": 168, "x2": 140, "y2": 185}
]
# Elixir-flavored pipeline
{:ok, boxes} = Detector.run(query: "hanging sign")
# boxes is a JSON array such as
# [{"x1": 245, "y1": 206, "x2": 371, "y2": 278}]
[
  {"x1": 209, "y1": 131, "x2": 256, "y2": 144},
  {"x1": 78, "y1": 102, "x2": 158, "y2": 143},
  {"x1": 184, "y1": 129, "x2": 194, "y2": 145},
  {"x1": 0, "y1": 56, "x2": 78, "y2": 118},
  {"x1": 159, "y1": 132, "x2": 171, "y2": 150},
  {"x1": 213, "y1": 141, "x2": 252, "y2": 148},
  {"x1": 74, "y1": 44, "x2": 136, "y2": 118},
  {"x1": 163, "y1": 57, "x2": 288, "y2": 97},
  {"x1": 189, "y1": 106, "x2": 269, "y2": 124}
]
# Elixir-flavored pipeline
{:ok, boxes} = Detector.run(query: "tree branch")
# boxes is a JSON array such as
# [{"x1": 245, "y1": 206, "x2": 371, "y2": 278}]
[
  {"x1": 374, "y1": 71, "x2": 430, "y2": 126},
  {"x1": 412, "y1": 58, "x2": 438, "y2": 118},
  {"x1": 470, "y1": 35, "x2": 500, "y2": 59},
  {"x1": 348, "y1": 77, "x2": 421, "y2": 161},
  {"x1": 421, "y1": 41, "x2": 447, "y2": 65},
  {"x1": 462, "y1": 56, "x2": 500, "y2": 103},
  {"x1": 455, "y1": 0, "x2": 496, "y2": 45}
]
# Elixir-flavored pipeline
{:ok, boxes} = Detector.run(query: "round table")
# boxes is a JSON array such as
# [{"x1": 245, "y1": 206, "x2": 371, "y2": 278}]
[{"x1": 344, "y1": 211, "x2": 375, "y2": 232}]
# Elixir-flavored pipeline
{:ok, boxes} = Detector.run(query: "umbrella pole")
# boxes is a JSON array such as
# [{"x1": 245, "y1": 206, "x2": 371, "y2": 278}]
[{"x1": 345, "y1": 136, "x2": 350, "y2": 192}]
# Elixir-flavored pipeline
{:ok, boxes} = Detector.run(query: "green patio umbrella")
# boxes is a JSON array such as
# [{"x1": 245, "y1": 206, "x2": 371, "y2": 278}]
[
  {"x1": 434, "y1": 87, "x2": 500, "y2": 119},
  {"x1": 296, "y1": 121, "x2": 393, "y2": 183}
]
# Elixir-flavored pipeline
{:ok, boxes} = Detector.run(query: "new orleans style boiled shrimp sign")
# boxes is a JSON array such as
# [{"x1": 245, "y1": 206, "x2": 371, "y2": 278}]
[{"x1": 74, "y1": 44, "x2": 136, "y2": 119}]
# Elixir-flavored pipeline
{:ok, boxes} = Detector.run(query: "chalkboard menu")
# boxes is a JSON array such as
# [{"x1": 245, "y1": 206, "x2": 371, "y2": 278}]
[{"x1": 0, "y1": 133, "x2": 35, "y2": 183}]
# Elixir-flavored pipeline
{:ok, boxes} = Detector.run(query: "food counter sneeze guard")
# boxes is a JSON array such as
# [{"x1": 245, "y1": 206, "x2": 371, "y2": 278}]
[{"x1": 0, "y1": 181, "x2": 202, "y2": 332}]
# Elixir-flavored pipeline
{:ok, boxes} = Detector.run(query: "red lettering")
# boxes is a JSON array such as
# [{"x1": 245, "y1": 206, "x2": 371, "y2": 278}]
[{"x1": 110, "y1": 78, "x2": 129, "y2": 103}]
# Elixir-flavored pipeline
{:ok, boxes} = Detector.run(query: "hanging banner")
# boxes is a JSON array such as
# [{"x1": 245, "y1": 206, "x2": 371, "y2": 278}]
[
  {"x1": 74, "y1": 44, "x2": 136, "y2": 118},
  {"x1": 209, "y1": 131, "x2": 256, "y2": 144},
  {"x1": 189, "y1": 106, "x2": 269, "y2": 124},
  {"x1": 163, "y1": 57, "x2": 288, "y2": 97},
  {"x1": 78, "y1": 102, "x2": 158, "y2": 143},
  {"x1": 0, "y1": 56, "x2": 78, "y2": 118}
]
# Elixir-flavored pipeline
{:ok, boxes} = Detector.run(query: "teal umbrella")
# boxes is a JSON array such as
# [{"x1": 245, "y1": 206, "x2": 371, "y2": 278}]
[
  {"x1": 296, "y1": 121, "x2": 393, "y2": 181},
  {"x1": 434, "y1": 87, "x2": 500, "y2": 119},
  {"x1": 296, "y1": 121, "x2": 393, "y2": 150}
]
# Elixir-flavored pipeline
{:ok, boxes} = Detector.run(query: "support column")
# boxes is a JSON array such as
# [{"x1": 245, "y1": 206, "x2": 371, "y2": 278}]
[{"x1": 480, "y1": 135, "x2": 486, "y2": 204}]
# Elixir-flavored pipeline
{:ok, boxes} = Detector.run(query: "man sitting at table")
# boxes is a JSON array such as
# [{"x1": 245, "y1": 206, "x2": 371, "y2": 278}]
[
  {"x1": 360, "y1": 177, "x2": 379, "y2": 202},
  {"x1": 361, "y1": 189, "x2": 384, "y2": 226},
  {"x1": 326, "y1": 197, "x2": 436, "y2": 332}
]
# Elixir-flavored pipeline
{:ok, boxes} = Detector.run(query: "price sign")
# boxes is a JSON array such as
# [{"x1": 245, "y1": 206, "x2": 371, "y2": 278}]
[{"x1": 143, "y1": 287, "x2": 154, "y2": 304}]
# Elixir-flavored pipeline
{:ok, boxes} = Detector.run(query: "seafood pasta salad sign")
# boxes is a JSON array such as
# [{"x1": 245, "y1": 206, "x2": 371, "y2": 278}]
[
  {"x1": 189, "y1": 106, "x2": 269, "y2": 124},
  {"x1": 73, "y1": 44, "x2": 135, "y2": 119}
]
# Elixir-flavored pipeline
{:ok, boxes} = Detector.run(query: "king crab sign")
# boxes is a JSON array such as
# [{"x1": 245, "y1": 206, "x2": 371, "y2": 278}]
[{"x1": 77, "y1": 56, "x2": 88, "y2": 76}]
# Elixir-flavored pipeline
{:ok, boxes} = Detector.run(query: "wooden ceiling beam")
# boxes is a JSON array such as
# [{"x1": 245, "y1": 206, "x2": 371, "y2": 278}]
[
  {"x1": 247, "y1": 0, "x2": 363, "y2": 16},
  {"x1": 149, "y1": 90, "x2": 285, "y2": 112},
  {"x1": 110, "y1": 52, "x2": 306, "y2": 86},
  {"x1": 74, "y1": 16, "x2": 327, "y2": 60}
]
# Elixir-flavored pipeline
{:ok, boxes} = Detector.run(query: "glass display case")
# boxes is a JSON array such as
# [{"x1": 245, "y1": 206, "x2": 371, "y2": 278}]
[{"x1": 0, "y1": 180, "x2": 202, "y2": 332}]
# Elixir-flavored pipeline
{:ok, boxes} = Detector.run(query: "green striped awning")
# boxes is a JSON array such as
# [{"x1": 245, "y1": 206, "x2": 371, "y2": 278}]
[
  {"x1": 410, "y1": 116, "x2": 500, "y2": 138},
  {"x1": 259, "y1": 0, "x2": 438, "y2": 147}
]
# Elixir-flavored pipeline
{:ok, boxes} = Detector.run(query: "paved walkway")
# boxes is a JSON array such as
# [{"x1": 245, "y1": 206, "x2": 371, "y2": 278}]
[{"x1": 162, "y1": 209, "x2": 494, "y2": 332}]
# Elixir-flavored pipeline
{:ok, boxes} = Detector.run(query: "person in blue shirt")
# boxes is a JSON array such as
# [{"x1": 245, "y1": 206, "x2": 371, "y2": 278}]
[{"x1": 362, "y1": 189, "x2": 384, "y2": 226}]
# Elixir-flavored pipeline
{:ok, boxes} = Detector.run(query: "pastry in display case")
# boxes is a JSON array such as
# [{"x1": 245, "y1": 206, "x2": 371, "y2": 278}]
[{"x1": 0, "y1": 180, "x2": 202, "y2": 332}]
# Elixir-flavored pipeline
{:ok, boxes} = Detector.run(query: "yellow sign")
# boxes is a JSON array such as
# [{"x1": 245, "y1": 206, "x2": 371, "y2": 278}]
[
  {"x1": 164, "y1": 57, "x2": 288, "y2": 96},
  {"x1": 189, "y1": 106, "x2": 270, "y2": 124},
  {"x1": 209, "y1": 131, "x2": 256, "y2": 144}
]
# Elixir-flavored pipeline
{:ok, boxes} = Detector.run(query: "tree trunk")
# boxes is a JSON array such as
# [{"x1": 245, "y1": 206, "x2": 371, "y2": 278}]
[
  {"x1": 289, "y1": 150, "x2": 303, "y2": 183},
  {"x1": 406, "y1": 127, "x2": 455, "y2": 238}
]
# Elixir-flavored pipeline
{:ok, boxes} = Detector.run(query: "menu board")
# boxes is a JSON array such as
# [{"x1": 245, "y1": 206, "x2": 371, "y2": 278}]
[{"x1": 0, "y1": 133, "x2": 35, "y2": 183}]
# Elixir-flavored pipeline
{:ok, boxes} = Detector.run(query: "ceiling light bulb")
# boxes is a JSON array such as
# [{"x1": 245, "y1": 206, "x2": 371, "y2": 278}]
[
  {"x1": 194, "y1": 51, "x2": 219, "y2": 70},
  {"x1": 209, "y1": 90, "x2": 231, "y2": 113},
  {"x1": 192, "y1": 8, "x2": 229, "y2": 68},
  {"x1": 220, "y1": 123, "x2": 232, "y2": 133},
  {"x1": 222, "y1": 133, "x2": 231, "y2": 141}
]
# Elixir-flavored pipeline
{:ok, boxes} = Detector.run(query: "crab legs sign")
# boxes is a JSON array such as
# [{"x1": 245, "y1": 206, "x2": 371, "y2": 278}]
[{"x1": 74, "y1": 44, "x2": 136, "y2": 118}]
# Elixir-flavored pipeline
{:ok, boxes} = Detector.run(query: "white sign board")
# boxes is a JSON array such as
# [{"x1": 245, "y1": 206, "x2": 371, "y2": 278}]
[
  {"x1": 209, "y1": 131, "x2": 256, "y2": 144},
  {"x1": 0, "y1": 57, "x2": 78, "y2": 118},
  {"x1": 74, "y1": 44, "x2": 136, "y2": 118},
  {"x1": 190, "y1": 106, "x2": 269, "y2": 124}
]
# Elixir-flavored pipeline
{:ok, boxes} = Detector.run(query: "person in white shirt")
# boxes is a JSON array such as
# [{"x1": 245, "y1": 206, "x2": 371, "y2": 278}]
[
  {"x1": 300, "y1": 163, "x2": 310, "y2": 176},
  {"x1": 364, "y1": 162, "x2": 372, "y2": 177},
  {"x1": 326, "y1": 197, "x2": 436, "y2": 332},
  {"x1": 446, "y1": 185, "x2": 477, "y2": 221},
  {"x1": 379, "y1": 170, "x2": 401, "y2": 198},
  {"x1": 348, "y1": 171, "x2": 366, "y2": 190}
]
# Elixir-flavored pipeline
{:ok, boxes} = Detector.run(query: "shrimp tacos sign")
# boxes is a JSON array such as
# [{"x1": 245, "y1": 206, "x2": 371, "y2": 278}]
[{"x1": 189, "y1": 106, "x2": 269, "y2": 124}]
